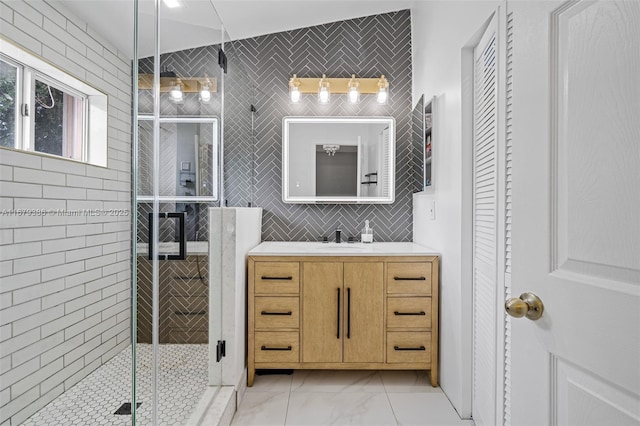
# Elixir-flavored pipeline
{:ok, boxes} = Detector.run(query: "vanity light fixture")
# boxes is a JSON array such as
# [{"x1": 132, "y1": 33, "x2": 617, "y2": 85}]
[
  {"x1": 347, "y1": 74, "x2": 360, "y2": 104},
  {"x1": 376, "y1": 75, "x2": 389, "y2": 104},
  {"x1": 199, "y1": 75, "x2": 212, "y2": 104},
  {"x1": 169, "y1": 77, "x2": 184, "y2": 103},
  {"x1": 289, "y1": 74, "x2": 301, "y2": 103},
  {"x1": 138, "y1": 72, "x2": 218, "y2": 105},
  {"x1": 323, "y1": 144, "x2": 340, "y2": 156},
  {"x1": 287, "y1": 74, "x2": 389, "y2": 104},
  {"x1": 318, "y1": 74, "x2": 330, "y2": 104}
]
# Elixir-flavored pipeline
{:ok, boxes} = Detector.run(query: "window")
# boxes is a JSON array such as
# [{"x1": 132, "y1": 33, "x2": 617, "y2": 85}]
[
  {"x1": 0, "y1": 40, "x2": 108, "y2": 166},
  {"x1": 0, "y1": 58, "x2": 18, "y2": 148}
]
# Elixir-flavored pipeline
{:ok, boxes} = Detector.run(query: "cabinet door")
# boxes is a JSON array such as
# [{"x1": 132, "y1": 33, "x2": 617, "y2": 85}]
[
  {"x1": 302, "y1": 262, "x2": 343, "y2": 363},
  {"x1": 343, "y1": 262, "x2": 384, "y2": 363}
]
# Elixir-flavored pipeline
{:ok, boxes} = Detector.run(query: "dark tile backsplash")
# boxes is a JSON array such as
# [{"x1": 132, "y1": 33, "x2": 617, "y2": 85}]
[
  {"x1": 137, "y1": 10, "x2": 415, "y2": 243},
  {"x1": 232, "y1": 10, "x2": 414, "y2": 241}
]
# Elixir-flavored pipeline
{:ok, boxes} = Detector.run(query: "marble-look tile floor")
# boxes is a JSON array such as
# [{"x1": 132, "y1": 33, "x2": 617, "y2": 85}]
[
  {"x1": 232, "y1": 370, "x2": 473, "y2": 426},
  {"x1": 21, "y1": 344, "x2": 208, "y2": 426}
]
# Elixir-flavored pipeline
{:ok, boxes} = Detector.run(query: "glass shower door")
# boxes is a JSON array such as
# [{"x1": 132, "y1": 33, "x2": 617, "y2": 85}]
[{"x1": 134, "y1": 1, "x2": 225, "y2": 424}]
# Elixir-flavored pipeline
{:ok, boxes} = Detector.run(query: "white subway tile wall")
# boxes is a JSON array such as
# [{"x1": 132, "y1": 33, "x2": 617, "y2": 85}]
[{"x1": 0, "y1": 1, "x2": 132, "y2": 425}]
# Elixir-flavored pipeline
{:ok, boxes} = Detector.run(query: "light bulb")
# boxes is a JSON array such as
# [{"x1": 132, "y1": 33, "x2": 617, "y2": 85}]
[
  {"x1": 318, "y1": 86, "x2": 330, "y2": 104},
  {"x1": 170, "y1": 85, "x2": 183, "y2": 103},
  {"x1": 199, "y1": 88, "x2": 211, "y2": 104},
  {"x1": 290, "y1": 86, "x2": 301, "y2": 103},
  {"x1": 347, "y1": 74, "x2": 360, "y2": 104},
  {"x1": 377, "y1": 88, "x2": 388, "y2": 104},
  {"x1": 318, "y1": 74, "x2": 330, "y2": 104},
  {"x1": 376, "y1": 75, "x2": 389, "y2": 105},
  {"x1": 289, "y1": 74, "x2": 302, "y2": 104},
  {"x1": 348, "y1": 86, "x2": 359, "y2": 104}
]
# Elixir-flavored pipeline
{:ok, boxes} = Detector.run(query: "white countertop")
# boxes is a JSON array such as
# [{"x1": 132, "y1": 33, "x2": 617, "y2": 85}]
[{"x1": 248, "y1": 241, "x2": 439, "y2": 256}]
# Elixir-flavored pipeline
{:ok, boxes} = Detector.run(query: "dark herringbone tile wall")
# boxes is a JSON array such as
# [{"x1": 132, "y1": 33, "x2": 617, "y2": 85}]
[
  {"x1": 231, "y1": 10, "x2": 415, "y2": 241},
  {"x1": 136, "y1": 44, "x2": 255, "y2": 243},
  {"x1": 224, "y1": 42, "x2": 255, "y2": 208},
  {"x1": 137, "y1": 10, "x2": 416, "y2": 242}
]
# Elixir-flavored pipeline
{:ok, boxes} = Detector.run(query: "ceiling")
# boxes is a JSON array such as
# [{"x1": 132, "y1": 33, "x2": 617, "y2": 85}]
[{"x1": 53, "y1": 0, "x2": 413, "y2": 58}]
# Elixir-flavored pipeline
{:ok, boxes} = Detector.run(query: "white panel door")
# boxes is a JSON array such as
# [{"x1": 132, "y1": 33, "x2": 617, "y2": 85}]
[{"x1": 509, "y1": 1, "x2": 640, "y2": 425}]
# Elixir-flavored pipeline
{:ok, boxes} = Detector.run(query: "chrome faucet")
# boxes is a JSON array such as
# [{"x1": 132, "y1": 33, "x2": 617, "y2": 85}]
[{"x1": 335, "y1": 228, "x2": 342, "y2": 244}]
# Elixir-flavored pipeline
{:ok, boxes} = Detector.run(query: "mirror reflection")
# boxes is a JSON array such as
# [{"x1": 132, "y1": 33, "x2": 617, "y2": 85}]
[
  {"x1": 283, "y1": 117, "x2": 395, "y2": 203},
  {"x1": 138, "y1": 118, "x2": 219, "y2": 200}
]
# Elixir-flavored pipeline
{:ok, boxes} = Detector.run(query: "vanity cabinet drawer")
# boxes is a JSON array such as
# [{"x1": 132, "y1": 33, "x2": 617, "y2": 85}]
[
  {"x1": 387, "y1": 297, "x2": 432, "y2": 329},
  {"x1": 255, "y1": 297, "x2": 299, "y2": 329},
  {"x1": 255, "y1": 331, "x2": 299, "y2": 363},
  {"x1": 254, "y1": 262, "x2": 300, "y2": 294},
  {"x1": 387, "y1": 262, "x2": 432, "y2": 295},
  {"x1": 387, "y1": 332, "x2": 431, "y2": 364}
]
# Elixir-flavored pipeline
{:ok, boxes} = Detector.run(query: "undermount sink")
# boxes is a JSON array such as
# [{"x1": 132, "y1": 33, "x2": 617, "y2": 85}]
[{"x1": 315, "y1": 243, "x2": 366, "y2": 250}]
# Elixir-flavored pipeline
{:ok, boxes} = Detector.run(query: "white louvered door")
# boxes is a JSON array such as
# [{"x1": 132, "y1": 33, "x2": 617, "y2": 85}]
[
  {"x1": 472, "y1": 12, "x2": 508, "y2": 426},
  {"x1": 502, "y1": 9, "x2": 514, "y2": 425}
]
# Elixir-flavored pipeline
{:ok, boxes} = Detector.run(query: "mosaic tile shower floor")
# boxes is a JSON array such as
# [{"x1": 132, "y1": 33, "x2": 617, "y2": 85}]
[{"x1": 21, "y1": 344, "x2": 209, "y2": 426}]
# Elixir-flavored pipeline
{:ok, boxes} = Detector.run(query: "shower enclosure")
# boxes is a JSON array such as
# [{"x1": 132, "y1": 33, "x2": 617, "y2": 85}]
[
  {"x1": 133, "y1": 1, "x2": 226, "y2": 424},
  {"x1": 0, "y1": 0, "x2": 255, "y2": 424},
  {"x1": 133, "y1": 0, "x2": 255, "y2": 424}
]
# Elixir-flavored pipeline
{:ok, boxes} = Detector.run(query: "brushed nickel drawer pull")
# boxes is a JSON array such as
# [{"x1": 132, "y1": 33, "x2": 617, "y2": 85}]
[
  {"x1": 393, "y1": 276, "x2": 426, "y2": 281},
  {"x1": 261, "y1": 311, "x2": 293, "y2": 316},
  {"x1": 394, "y1": 311, "x2": 426, "y2": 316},
  {"x1": 394, "y1": 345, "x2": 426, "y2": 351},
  {"x1": 260, "y1": 345, "x2": 292, "y2": 351},
  {"x1": 261, "y1": 276, "x2": 293, "y2": 280},
  {"x1": 175, "y1": 311, "x2": 206, "y2": 316}
]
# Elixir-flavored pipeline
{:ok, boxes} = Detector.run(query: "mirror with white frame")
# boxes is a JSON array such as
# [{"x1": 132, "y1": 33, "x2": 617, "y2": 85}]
[
  {"x1": 137, "y1": 117, "x2": 219, "y2": 201},
  {"x1": 282, "y1": 117, "x2": 395, "y2": 204}
]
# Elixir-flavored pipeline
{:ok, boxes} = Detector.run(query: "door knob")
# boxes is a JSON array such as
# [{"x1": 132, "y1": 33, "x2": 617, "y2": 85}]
[{"x1": 505, "y1": 292, "x2": 544, "y2": 321}]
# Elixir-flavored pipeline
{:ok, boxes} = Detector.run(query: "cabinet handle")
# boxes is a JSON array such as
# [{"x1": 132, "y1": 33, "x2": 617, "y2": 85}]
[
  {"x1": 260, "y1": 345, "x2": 292, "y2": 351},
  {"x1": 336, "y1": 288, "x2": 341, "y2": 339},
  {"x1": 261, "y1": 276, "x2": 293, "y2": 280},
  {"x1": 261, "y1": 311, "x2": 293, "y2": 316},
  {"x1": 347, "y1": 287, "x2": 351, "y2": 339},
  {"x1": 393, "y1": 311, "x2": 426, "y2": 316},
  {"x1": 393, "y1": 345, "x2": 426, "y2": 351},
  {"x1": 393, "y1": 276, "x2": 426, "y2": 281},
  {"x1": 174, "y1": 311, "x2": 206, "y2": 316}
]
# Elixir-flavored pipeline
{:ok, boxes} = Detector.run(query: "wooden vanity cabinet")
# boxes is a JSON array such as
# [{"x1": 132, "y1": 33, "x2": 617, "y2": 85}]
[
  {"x1": 302, "y1": 262, "x2": 384, "y2": 364},
  {"x1": 247, "y1": 255, "x2": 439, "y2": 387}
]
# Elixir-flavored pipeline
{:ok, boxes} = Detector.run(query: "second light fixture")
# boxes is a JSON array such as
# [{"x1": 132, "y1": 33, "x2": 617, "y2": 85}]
[{"x1": 289, "y1": 74, "x2": 389, "y2": 105}]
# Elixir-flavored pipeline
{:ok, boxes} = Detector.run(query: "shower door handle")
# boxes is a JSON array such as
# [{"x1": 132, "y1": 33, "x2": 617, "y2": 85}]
[{"x1": 148, "y1": 212, "x2": 186, "y2": 260}]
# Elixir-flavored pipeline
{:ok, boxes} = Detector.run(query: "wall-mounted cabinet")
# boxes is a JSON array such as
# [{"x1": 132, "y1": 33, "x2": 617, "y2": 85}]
[{"x1": 247, "y1": 255, "x2": 439, "y2": 387}]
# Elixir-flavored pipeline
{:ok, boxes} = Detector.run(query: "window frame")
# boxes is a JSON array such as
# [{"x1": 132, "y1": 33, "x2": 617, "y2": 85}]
[
  {"x1": 0, "y1": 54, "x2": 22, "y2": 150},
  {"x1": 29, "y1": 72, "x2": 89, "y2": 161},
  {"x1": 0, "y1": 39, "x2": 108, "y2": 167}
]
